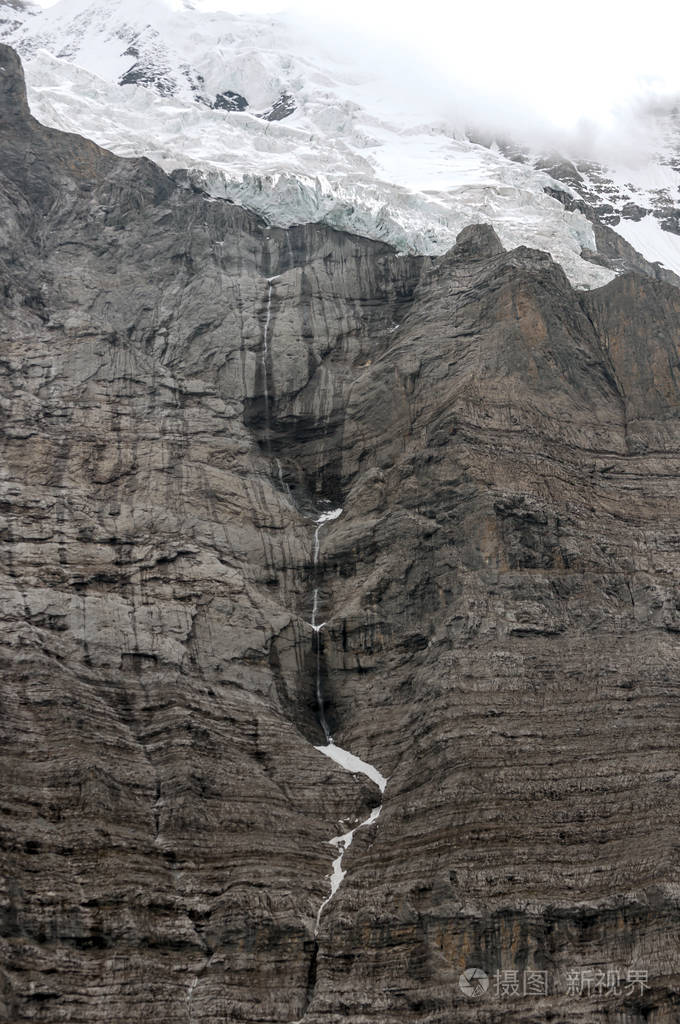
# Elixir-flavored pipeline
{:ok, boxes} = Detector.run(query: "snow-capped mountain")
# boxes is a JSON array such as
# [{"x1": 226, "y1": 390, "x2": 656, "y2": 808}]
[
  {"x1": 545, "y1": 143, "x2": 680, "y2": 276},
  {"x1": 3, "y1": 0, "x2": 680, "y2": 287}
]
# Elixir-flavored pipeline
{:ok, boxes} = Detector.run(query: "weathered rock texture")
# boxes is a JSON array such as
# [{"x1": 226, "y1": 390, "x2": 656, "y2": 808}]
[{"x1": 1, "y1": 43, "x2": 680, "y2": 1024}]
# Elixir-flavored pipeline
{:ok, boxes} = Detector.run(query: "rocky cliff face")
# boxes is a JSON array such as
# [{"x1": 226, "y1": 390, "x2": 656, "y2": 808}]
[{"x1": 1, "y1": 43, "x2": 680, "y2": 1024}]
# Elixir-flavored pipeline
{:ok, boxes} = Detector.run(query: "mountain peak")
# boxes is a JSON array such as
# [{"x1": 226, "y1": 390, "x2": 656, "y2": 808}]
[{"x1": 452, "y1": 223, "x2": 505, "y2": 260}]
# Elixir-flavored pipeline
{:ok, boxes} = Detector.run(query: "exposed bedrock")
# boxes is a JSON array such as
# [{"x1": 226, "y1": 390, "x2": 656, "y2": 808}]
[{"x1": 1, "y1": 43, "x2": 680, "y2": 1023}]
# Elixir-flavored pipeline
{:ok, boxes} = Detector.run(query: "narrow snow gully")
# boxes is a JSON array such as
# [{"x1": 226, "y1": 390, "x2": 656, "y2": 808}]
[
  {"x1": 313, "y1": 751, "x2": 386, "y2": 935},
  {"x1": 308, "y1": 507, "x2": 388, "y2": 936}
]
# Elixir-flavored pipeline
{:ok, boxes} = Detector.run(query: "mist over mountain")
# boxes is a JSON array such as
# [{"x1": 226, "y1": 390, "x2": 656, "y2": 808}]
[{"x1": 3, "y1": 0, "x2": 680, "y2": 283}]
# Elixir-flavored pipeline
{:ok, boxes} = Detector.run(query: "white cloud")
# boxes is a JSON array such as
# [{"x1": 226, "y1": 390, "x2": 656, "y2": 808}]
[
  {"x1": 187, "y1": 0, "x2": 680, "y2": 160},
  {"x1": 34, "y1": 0, "x2": 680, "y2": 158}
]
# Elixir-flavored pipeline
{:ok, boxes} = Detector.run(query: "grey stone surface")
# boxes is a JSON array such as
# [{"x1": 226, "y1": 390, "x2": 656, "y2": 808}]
[{"x1": 1, "y1": 43, "x2": 680, "y2": 1024}]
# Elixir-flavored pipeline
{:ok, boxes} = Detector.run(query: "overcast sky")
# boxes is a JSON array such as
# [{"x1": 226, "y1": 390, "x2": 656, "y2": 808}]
[
  {"x1": 38, "y1": 0, "x2": 680, "y2": 156},
  {"x1": 210, "y1": 0, "x2": 680, "y2": 154}
]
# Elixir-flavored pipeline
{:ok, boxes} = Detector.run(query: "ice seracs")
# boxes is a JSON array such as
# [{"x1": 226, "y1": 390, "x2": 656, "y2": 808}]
[{"x1": 2, "y1": 0, "x2": 651, "y2": 289}]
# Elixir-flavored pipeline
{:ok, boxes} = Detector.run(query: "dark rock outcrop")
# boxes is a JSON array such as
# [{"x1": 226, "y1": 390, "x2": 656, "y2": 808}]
[
  {"x1": 1, "y1": 43, "x2": 680, "y2": 1024},
  {"x1": 212, "y1": 89, "x2": 248, "y2": 112},
  {"x1": 261, "y1": 91, "x2": 296, "y2": 122},
  {"x1": 449, "y1": 222, "x2": 505, "y2": 261},
  {"x1": 621, "y1": 201, "x2": 648, "y2": 222},
  {"x1": 654, "y1": 206, "x2": 680, "y2": 236}
]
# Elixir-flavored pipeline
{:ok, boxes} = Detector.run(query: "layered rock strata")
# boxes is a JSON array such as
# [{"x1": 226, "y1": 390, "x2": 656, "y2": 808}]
[{"x1": 1, "y1": 43, "x2": 680, "y2": 1024}]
